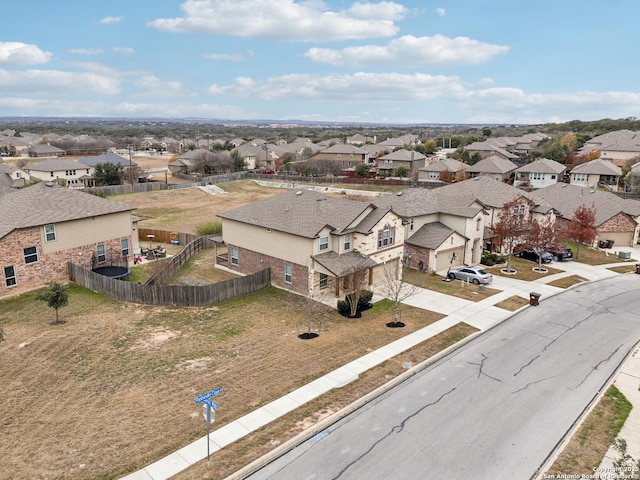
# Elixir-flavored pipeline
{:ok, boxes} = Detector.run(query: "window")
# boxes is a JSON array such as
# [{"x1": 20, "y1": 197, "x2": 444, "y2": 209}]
[
  {"x1": 97, "y1": 244, "x2": 106, "y2": 263},
  {"x1": 284, "y1": 263, "x2": 292, "y2": 283},
  {"x1": 574, "y1": 173, "x2": 588, "y2": 182},
  {"x1": 23, "y1": 246, "x2": 38, "y2": 264},
  {"x1": 551, "y1": 174, "x2": 556, "y2": 180},
  {"x1": 410, "y1": 218, "x2": 414, "y2": 231},
  {"x1": 319, "y1": 236, "x2": 329, "y2": 251},
  {"x1": 512, "y1": 204, "x2": 525, "y2": 216},
  {"x1": 377, "y1": 225, "x2": 395, "y2": 248},
  {"x1": 319, "y1": 273, "x2": 328, "y2": 289},
  {"x1": 429, "y1": 171, "x2": 439, "y2": 178},
  {"x1": 230, "y1": 246, "x2": 239, "y2": 265},
  {"x1": 343, "y1": 234, "x2": 351, "y2": 251},
  {"x1": 337, "y1": 154, "x2": 342, "y2": 159},
  {"x1": 44, "y1": 224, "x2": 56, "y2": 242},
  {"x1": 476, "y1": 218, "x2": 481, "y2": 231},
  {"x1": 121, "y1": 239, "x2": 129, "y2": 256},
  {"x1": 50, "y1": 171, "x2": 54, "y2": 177},
  {"x1": 532, "y1": 172, "x2": 543, "y2": 180},
  {"x1": 4, "y1": 265, "x2": 16, "y2": 287}
]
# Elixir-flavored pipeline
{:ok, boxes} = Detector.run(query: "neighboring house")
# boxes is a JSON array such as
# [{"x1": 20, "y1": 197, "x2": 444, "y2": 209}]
[
  {"x1": 0, "y1": 163, "x2": 30, "y2": 187},
  {"x1": 218, "y1": 189, "x2": 405, "y2": 299},
  {"x1": 530, "y1": 182, "x2": 640, "y2": 247},
  {"x1": 418, "y1": 157, "x2": 466, "y2": 183},
  {"x1": 376, "y1": 134, "x2": 420, "y2": 150},
  {"x1": 79, "y1": 151, "x2": 137, "y2": 169},
  {"x1": 464, "y1": 140, "x2": 519, "y2": 162},
  {"x1": 376, "y1": 149, "x2": 426, "y2": 177},
  {"x1": 569, "y1": 159, "x2": 622, "y2": 190},
  {"x1": 25, "y1": 158, "x2": 93, "y2": 188},
  {"x1": 578, "y1": 130, "x2": 640, "y2": 167},
  {"x1": 465, "y1": 155, "x2": 518, "y2": 181},
  {"x1": 29, "y1": 143, "x2": 66, "y2": 157},
  {"x1": 513, "y1": 158, "x2": 566, "y2": 188},
  {"x1": 346, "y1": 133, "x2": 376, "y2": 145},
  {"x1": 0, "y1": 182, "x2": 136, "y2": 298},
  {"x1": 372, "y1": 188, "x2": 487, "y2": 272},
  {"x1": 311, "y1": 144, "x2": 369, "y2": 169},
  {"x1": 168, "y1": 149, "x2": 212, "y2": 174}
]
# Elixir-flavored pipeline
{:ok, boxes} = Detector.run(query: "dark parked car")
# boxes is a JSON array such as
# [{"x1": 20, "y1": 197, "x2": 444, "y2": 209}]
[
  {"x1": 546, "y1": 245, "x2": 573, "y2": 261},
  {"x1": 447, "y1": 266, "x2": 493, "y2": 284},
  {"x1": 517, "y1": 247, "x2": 553, "y2": 264}
]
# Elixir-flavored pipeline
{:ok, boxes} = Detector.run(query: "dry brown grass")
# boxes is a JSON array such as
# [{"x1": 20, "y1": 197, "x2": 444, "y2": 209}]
[
  {"x1": 403, "y1": 269, "x2": 500, "y2": 301},
  {"x1": 493, "y1": 295, "x2": 529, "y2": 311},
  {"x1": 608, "y1": 265, "x2": 638, "y2": 274},
  {"x1": 488, "y1": 257, "x2": 563, "y2": 281},
  {"x1": 0, "y1": 285, "x2": 455, "y2": 480},
  {"x1": 547, "y1": 275, "x2": 590, "y2": 288}
]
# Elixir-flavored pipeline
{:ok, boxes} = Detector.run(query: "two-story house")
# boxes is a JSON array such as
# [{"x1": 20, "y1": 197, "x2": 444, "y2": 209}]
[
  {"x1": 0, "y1": 182, "x2": 136, "y2": 298},
  {"x1": 25, "y1": 158, "x2": 93, "y2": 188},
  {"x1": 376, "y1": 149, "x2": 426, "y2": 177},
  {"x1": 418, "y1": 157, "x2": 467, "y2": 183},
  {"x1": 310, "y1": 144, "x2": 369, "y2": 170},
  {"x1": 465, "y1": 155, "x2": 518, "y2": 182},
  {"x1": 217, "y1": 189, "x2": 405, "y2": 299},
  {"x1": 513, "y1": 158, "x2": 566, "y2": 188},
  {"x1": 569, "y1": 159, "x2": 622, "y2": 190}
]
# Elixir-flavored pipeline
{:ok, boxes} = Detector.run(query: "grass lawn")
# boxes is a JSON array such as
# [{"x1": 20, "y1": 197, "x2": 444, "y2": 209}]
[
  {"x1": 0, "y1": 283, "x2": 471, "y2": 480},
  {"x1": 547, "y1": 275, "x2": 590, "y2": 288},
  {"x1": 493, "y1": 295, "x2": 529, "y2": 311},
  {"x1": 403, "y1": 269, "x2": 501, "y2": 301},
  {"x1": 488, "y1": 257, "x2": 563, "y2": 281},
  {"x1": 545, "y1": 385, "x2": 632, "y2": 476},
  {"x1": 608, "y1": 264, "x2": 638, "y2": 274},
  {"x1": 568, "y1": 243, "x2": 637, "y2": 265}
]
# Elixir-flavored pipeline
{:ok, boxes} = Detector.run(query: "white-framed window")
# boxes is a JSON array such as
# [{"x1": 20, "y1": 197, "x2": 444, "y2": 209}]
[
  {"x1": 551, "y1": 174, "x2": 556, "y2": 180},
  {"x1": 409, "y1": 218, "x2": 414, "y2": 231},
  {"x1": 319, "y1": 273, "x2": 328, "y2": 289},
  {"x1": 23, "y1": 246, "x2": 38, "y2": 264},
  {"x1": 532, "y1": 172, "x2": 543, "y2": 180},
  {"x1": 429, "y1": 171, "x2": 439, "y2": 178},
  {"x1": 50, "y1": 171, "x2": 54, "y2": 177},
  {"x1": 4, "y1": 265, "x2": 16, "y2": 287},
  {"x1": 97, "y1": 244, "x2": 106, "y2": 263},
  {"x1": 476, "y1": 218, "x2": 481, "y2": 231},
  {"x1": 343, "y1": 234, "x2": 351, "y2": 251},
  {"x1": 512, "y1": 204, "x2": 526, "y2": 216},
  {"x1": 337, "y1": 154, "x2": 342, "y2": 159},
  {"x1": 230, "y1": 246, "x2": 239, "y2": 265},
  {"x1": 319, "y1": 236, "x2": 329, "y2": 251},
  {"x1": 573, "y1": 173, "x2": 588, "y2": 182},
  {"x1": 44, "y1": 224, "x2": 56, "y2": 242},
  {"x1": 377, "y1": 225, "x2": 395, "y2": 248},
  {"x1": 121, "y1": 239, "x2": 129, "y2": 256},
  {"x1": 284, "y1": 263, "x2": 292, "y2": 283}
]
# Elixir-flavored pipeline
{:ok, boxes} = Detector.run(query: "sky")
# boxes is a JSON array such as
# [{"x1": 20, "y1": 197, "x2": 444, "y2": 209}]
[{"x1": 1, "y1": 0, "x2": 640, "y2": 125}]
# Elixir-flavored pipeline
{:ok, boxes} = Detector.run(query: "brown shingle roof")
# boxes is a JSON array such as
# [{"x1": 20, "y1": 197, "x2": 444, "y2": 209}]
[
  {"x1": 0, "y1": 182, "x2": 134, "y2": 239},
  {"x1": 405, "y1": 222, "x2": 464, "y2": 249},
  {"x1": 312, "y1": 250, "x2": 378, "y2": 277}
]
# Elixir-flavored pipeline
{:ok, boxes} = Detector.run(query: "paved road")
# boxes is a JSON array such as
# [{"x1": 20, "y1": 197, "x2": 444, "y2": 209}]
[{"x1": 247, "y1": 275, "x2": 640, "y2": 480}]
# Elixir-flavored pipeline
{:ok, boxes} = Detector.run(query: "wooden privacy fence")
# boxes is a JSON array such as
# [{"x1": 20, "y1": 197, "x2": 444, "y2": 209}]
[
  {"x1": 138, "y1": 228, "x2": 200, "y2": 247},
  {"x1": 145, "y1": 235, "x2": 208, "y2": 286},
  {"x1": 68, "y1": 263, "x2": 271, "y2": 307}
]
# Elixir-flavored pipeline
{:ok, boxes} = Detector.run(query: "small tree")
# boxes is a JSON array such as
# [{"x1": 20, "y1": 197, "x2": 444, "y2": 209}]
[
  {"x1": 378, "y1": 260, "x2": 419, "y2": 328},
  {"x1": 394, "y1": 165, "x2": 410, "y2": 178},
  {"x1": 340, "y1": 265, "x2": 370, "y2": 317},
  {"x1": 524, "y1": 217, "x2": 557, "y2": 271},
  {"x1": 94, "y1": 162, "x2": 124, "y2": 186},
  {"x1": 563, "y1": 204, "x2": 597, "y2": 260},
  {"x1": 439, "y1": 169, "x2": 455, "y2": 183},
  {"x1": 355, "y1": 163, "x2": 370, "y2": 177},
  {"x1": 489, "y1": 197, "x2": 530, "y2": 273},
  {"x1": 36, "y1": 282, "x2": 69, "y2": 325}
]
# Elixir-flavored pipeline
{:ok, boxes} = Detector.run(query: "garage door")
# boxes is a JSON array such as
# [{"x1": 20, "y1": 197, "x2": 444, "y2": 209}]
[
  {"x1": 436, "y1": 248, "x2": 465, "y2": 271},
  {"x1": 600, "y1": 231, "x2": 633, "y2": 247}
]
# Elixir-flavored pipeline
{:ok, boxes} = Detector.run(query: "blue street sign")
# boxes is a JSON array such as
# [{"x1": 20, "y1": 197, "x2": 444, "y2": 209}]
[
  {"x1": 195, "y1": 387, "x2": 222, "y2": 405},
  {"x1": 202, "y1": 399, "x2": 219, "y2": 410}
]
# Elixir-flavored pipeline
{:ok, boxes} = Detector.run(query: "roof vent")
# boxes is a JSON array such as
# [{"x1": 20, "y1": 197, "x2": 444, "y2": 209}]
[
  {"x1": 396, "y1": 191, "x2": 404, "y2": 196},
  {"x1": 295, "y1": 191, "x2": 303, "y2": 196},
  {"x1": 44, "y1": 181, "x2": 54, "y2": 187}
]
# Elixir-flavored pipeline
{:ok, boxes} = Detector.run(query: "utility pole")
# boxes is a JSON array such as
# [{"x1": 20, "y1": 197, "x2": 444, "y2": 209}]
[{"x1": 128, "y1": 144, "x2": 133, "y2": 186}]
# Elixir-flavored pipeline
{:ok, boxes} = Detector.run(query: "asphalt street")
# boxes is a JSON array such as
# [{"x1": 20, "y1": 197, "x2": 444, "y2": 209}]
[{"x1": 246, "y1": 275, "x2": 640, "y2": 480}]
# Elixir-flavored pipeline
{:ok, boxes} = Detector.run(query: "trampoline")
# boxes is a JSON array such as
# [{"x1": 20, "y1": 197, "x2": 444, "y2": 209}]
[{"x1": 92, "y1": 265, "x2": 130, "y2": 279}]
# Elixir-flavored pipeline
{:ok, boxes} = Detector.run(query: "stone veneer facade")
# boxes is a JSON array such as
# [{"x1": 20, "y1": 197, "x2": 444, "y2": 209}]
[{"x1": 1, "y1": 226, "x2": 131, "y2": 298}]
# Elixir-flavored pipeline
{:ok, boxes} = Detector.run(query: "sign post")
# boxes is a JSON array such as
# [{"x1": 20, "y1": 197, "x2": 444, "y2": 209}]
[{"x1": 195, "y1": 388, "x2": 222, "y2": 470}]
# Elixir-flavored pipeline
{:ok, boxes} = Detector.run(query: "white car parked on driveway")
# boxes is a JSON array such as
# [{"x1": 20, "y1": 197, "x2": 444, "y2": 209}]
[{"x1": 447, "y1": 266, "x2": 493, "y2": 284}]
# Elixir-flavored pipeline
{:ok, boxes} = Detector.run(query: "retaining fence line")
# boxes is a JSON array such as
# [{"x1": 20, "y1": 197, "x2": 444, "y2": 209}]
[
  {"x1": 68, "y1": 263, "x2": 271, "y2": 307},
  {"x1": 145, "y1": 236, "x2": 207, "y2": 286}
]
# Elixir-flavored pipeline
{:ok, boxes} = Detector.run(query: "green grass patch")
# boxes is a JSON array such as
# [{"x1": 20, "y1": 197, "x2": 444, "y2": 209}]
[{"x1": 404, "y1": 269, "x2": 500, "y2": 301}]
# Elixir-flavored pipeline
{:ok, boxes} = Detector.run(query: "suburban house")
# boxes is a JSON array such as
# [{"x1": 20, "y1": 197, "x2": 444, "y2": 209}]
[
  {"x1": 372, "y1": 188, "x2": 487, "y2": 272},
  {"x1": 310, "y1": 144, "x2": 369, "y2": 170},
  {"x1": 0, "y1": 163, "x2": 30, "y2": 187},
  {"x1": 217, "y1": 189, "x2": 406, "y2": 299},
  {"x1": 578, "y1": 130, "x2": 640, "y2": 167},
  {"x1": 29, "y1": 143, "x2": 66, "y2": 158},
  {"x1": 530, "y1": 183, "x2": 640, "y2": 247},
  {"x1": 569, "y1": 159, "x2": 622, "y2": 190},
  {"x1": 464, "y1": 140, "x2": 519, "y2": 163},
  {"x1": 465, "y1": 155, "x2": 518, "y2": 181},
  {"x1": 513, "y1": 158, "x2": 566, "y2": 188},
  {"x1": 79, "y1": 151, "x2": 138, "y2": 170},
  {"x1": 25, "y1": 157, "x2": 93, "y2": 188},
  {"x1": 0, "y1": 182, "x2": 136, "y2": 298},
  {"x1": 418, "y1": 157, "x2": 466, "y2": 183},
  {"x1": 376, "y1": 149, "x2": 426, "y2": 177}
]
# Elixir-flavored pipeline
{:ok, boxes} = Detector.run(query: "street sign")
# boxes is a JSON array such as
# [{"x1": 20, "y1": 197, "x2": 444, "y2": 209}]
[
  {"x1": 202, "y1": 404, "x2": 216, "y2": 424},
  {"x1": 202, "y1": 399, "x2": 219, "y2": 410},
  {"x1": 195, "y1": 387, "x2": 222, "y2": 404}
]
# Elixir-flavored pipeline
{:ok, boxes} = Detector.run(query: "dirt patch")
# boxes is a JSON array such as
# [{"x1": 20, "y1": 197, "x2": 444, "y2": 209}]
[{"x1": 130, "y1": 326, "x2": 180, "y2": 350}]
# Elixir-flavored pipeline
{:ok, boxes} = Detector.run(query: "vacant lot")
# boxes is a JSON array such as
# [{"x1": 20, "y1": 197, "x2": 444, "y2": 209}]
[{"x1": 0, "y1": 283, "x2": 460, "y2": 479}]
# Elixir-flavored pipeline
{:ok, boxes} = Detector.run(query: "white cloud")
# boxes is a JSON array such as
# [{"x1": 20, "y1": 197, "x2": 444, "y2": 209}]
[
  {"x1": 436, "y1": 7, "x2": 446, "y2": 16},
  {"x1": 204, "y1": 52, "x2": 252, "y2": 62},
  {"x1": 209, "y1": 72, "x2": 465, "y2": 101},
  {"x1": 98, "y1": 16, "x2": 123, "y2": 24},
  {"x1": 0, "y1": 69, "x2": 121, "y2": 95},
  {"x1": 69, "y1": 48, "x2": 103, "y2": 55},
  {"x1": 133, "y1": 75, "x2": 186, "y2": 97},
  {"x1": 113, "y1": 47, "x2": 135, "y2": 55},
  {"x1": 305, "y1": 34, "x2": 509, "y2": 67},
  {"x1": 148, "y1": 0, "x2": 405, "y2": 41},
  {"x1": 0, "y1": 42, "x2": 51, "y2": 66}
]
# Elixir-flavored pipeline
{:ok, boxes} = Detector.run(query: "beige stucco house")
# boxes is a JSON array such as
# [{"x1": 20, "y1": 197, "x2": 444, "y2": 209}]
[
  {"x1": 376, "y1": 149, "x2": 426, "y2": 177},
  {"x1": 25, "y1": 157, "x2": 93, "y2": 188},
  {"x1": 0, "y1": 182, "x2": 136, "y2": 298},
  {"x1": 514, "y1": 158, "x2": 566, "y2": 189},
  {"x1": 218, "y1": 189, "x2": 405, "y2": 299},
  {"x1": 569, "y1": 159, "x2": 622, "y2": 190}
]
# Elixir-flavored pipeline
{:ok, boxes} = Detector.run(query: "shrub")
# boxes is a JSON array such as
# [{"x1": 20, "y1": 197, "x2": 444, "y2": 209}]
[
  {"x1": 195, "y1": 221, "x2": 222, "y2": 236},
  {"x1": 337, "y1": 299, "x2": 350, "y2": 315}
]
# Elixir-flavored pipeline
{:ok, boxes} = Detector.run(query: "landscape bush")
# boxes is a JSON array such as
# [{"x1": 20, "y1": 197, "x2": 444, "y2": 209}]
[
  {"x1": 195, "y1": 221, "x2": 222, "y2": 236},
  {"x1": 481, "y1": 251, "x2": 506, "y2": 267}
]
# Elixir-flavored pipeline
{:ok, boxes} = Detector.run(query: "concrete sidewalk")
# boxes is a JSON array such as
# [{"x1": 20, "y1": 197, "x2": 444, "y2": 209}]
[{"x1": 122, "y1": 254, "x2": 640, "y2": 480}]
